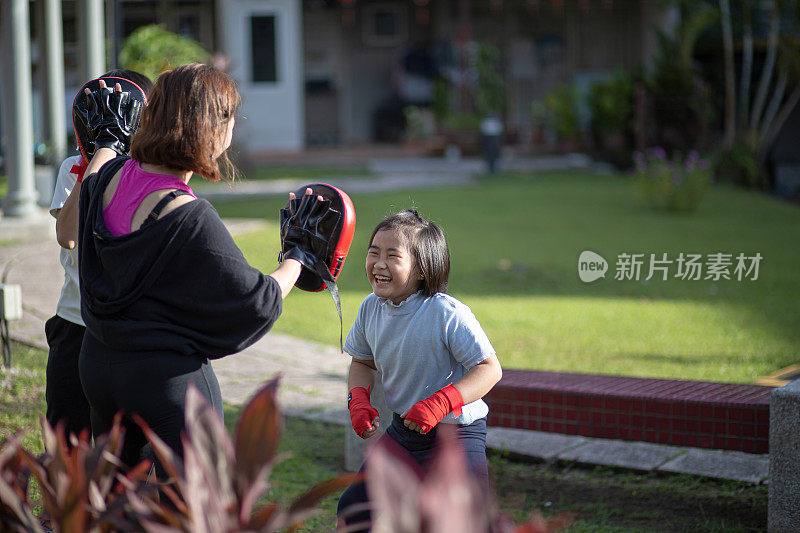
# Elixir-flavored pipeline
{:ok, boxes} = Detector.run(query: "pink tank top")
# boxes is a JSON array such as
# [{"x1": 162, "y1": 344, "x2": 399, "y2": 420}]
[{"x1": 103, "y1": 159, "x2": 196, "y2": 235}]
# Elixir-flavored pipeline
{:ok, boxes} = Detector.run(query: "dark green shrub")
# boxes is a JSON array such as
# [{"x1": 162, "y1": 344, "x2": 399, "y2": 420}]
[
  {"x1": 432, "y1": 78, "x2": 451, "y2": 124},
  {"x1": 443, "y1": 113, "x2": 482, "y2": 133},
  {"x1": 712, "y1": 144, "x2": 765, "y2": 189},
  {"x1": 474, "y1": 43, "x2": 506, "y2": 117},
  {"x1": 545, "y1": 84, "x2": 581, "y2": 143},
  {"x1": 588, "y1": 71, "x2": 634, "y2": 138},
  {"x1": 646, "y1": 18, "x2": 715, "y2": 152},
  {"x1": 633, "y1": 148, "x2": 712, "y2": 213}
]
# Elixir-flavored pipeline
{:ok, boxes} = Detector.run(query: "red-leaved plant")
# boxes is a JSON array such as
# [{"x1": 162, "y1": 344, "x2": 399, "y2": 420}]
[
  {"x1": 358, "y1": 424, "x2": 573, "y2": 533},
  {"x1": 0, "y1": 377, "x2": 357, "y2": 532},
  {"x1": 1, "y1": 413, "x2": 155, "y2": 532},
  {"x1": 127, "y1": 377, "x2": 358, "y2": 531},
  {"x1": 2, "y1": 377, "x2": 571, "y2": 532}
]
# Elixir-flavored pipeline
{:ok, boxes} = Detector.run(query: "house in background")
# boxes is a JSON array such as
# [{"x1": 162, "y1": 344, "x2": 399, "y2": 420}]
[
  {"x1": 23, "y1": 0, "x2": 677, "y2": 156},
  {"x1": 295, "y1": 0, "x2": 676, "y2": 148},
  {"x1": 218, "y1": 0, "x2": 678, "y2": 154},
  {"x1": 216, "y1": 0, "x2": 304, "y2": 152},
  {"x1": 23, "y1": 0, "x2": 218, "y2": 152}
]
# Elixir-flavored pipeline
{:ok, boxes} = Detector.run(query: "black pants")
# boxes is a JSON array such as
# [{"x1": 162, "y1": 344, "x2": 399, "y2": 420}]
[
  {"x1": 337, "y1": 413, "x2": 488, "y2": 531},
  {"x1": 79, "y1": 331, "x2": 223, "y2": 479},
  {"x1": 44, "y1": 315, "x2": 91, "y2": 438}
]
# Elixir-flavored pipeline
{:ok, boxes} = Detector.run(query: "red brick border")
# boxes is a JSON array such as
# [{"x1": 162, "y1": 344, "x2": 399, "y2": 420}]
[{"x1": 485, "y1": 370, "x2": 771, "y2": 453}]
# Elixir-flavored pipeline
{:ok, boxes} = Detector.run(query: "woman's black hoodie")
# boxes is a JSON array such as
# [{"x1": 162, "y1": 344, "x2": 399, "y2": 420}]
[{"x1": 78, "y1": 157, "x2": 282, "y2": 359}]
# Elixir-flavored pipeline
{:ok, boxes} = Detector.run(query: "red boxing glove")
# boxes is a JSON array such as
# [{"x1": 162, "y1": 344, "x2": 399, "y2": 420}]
[
  {"x1": 404, "y1": 384, "x2": 464, "y2": 433},
  {"x1": 348, "y1": 386, "x2": 379, "y2": 438}
]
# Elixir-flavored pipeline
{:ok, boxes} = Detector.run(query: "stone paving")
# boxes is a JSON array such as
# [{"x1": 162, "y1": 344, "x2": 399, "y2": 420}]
[
  {"x1": 0, "y1": 156, "x2": 769, "y2": 483},
  {"x1": 197, "y1": 171, "x2": 478, "y2": 202}
]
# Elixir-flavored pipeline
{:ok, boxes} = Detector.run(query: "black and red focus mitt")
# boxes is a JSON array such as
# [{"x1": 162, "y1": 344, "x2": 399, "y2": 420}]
[
  {"x1": 72, "y1": 76, "x2": 148, "y2": 161},
  {"x1": 279, "y1": 183, "x2": 356, "y2": 348}
]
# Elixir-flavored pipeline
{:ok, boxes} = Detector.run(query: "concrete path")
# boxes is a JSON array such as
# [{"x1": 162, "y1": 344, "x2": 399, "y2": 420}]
[
  {"x1": 197, "y1": 171, "x2": 478, "y2": 202},
  {"x1": 0, "y1": 156, "x2": 768, "y2": 484},
  {"x1": 488, "y1": 428, "x2": 768, "y2": 484}
]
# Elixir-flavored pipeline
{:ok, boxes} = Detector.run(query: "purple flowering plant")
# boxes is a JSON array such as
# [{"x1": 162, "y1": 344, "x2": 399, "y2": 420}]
[{"x1": 633, "y1": 147, "x2": 711, "y2": 212}]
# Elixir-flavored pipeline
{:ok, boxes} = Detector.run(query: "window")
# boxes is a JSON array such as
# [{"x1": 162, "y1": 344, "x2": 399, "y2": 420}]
[
  {"x1": 178, "y1": 15, "x2": 200, "y2": 41},
  {"x1": 374, "y1": 10, "x2": 398, "y2": 37},
  {"x1": 362, "y1": 4, "x2": 406, "y2": 47},
  {"x1": 251, "y1": 15, "x2": 277, "y2": 83}
]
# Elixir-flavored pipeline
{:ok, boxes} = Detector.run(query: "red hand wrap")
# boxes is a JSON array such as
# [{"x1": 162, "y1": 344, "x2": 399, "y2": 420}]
[
  {"x1": 404, "y1": 384, "x2": 464, "y2": 433},
  {"x1": 348, "y1": 386, "x2": 379, "y2": 438}
]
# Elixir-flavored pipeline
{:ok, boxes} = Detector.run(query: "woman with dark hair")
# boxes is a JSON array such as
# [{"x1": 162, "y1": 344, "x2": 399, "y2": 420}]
[{"x1": 77, "y1": 63, "x2": 304, "y2": 474}]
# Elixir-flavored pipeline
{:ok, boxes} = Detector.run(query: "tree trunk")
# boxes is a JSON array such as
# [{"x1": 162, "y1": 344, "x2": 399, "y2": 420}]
[
  {"x1": 719, "y1": 0, "x2": 736, "y2": 148},
  {"x1": 760, "y1": 71, "x2": 787, "y2": 143},
  {"x1": 750, "y1": 2, "x2": 780, "y2": 134},
  {"x1": 739, "y1": 1, "x2": 753, "y2": 126},
  {"x1": 760, "y1": 83, "x2": 800, "y2": 163}
]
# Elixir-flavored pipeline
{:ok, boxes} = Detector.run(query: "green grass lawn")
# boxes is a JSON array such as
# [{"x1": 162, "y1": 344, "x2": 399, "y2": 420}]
[
  {"x1": 222, "y1": 404, "x2": 766, "y2": 533},
  {"x1": 0, "y1": 343, "x2": 767, "y2": 531},
  {"x1": 213, "y1": 170, "x2": 800, "y2": 384},
  {"x1": 0, "y1": 342, "x2": 47, "y2": 452}
]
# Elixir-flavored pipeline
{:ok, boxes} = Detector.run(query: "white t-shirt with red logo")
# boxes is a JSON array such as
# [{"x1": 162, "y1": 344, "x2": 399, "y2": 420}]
[{"x1": 49, "y1": 155, "x2": 84, "y2": 326}]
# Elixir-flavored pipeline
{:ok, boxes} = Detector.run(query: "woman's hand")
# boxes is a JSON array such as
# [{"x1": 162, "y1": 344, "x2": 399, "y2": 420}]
[
  {"x1": 268, "y1": 188, "x2": 324, "y2": 299},
  {"x1": 279, "y1": 188, "x2": 327, "y2": 269}
]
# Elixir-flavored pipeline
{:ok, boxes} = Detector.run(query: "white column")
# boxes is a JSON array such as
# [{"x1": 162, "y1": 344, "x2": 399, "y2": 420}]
[
  {"x1": 43, "y1": 0, "x2": 67, "y2": 162},
  {"x1": 80, "y1": 0, "x2": 106, "y2": 79},
  {"x1": 1, "y1": 0, "x2": 39, "y2": 217}
]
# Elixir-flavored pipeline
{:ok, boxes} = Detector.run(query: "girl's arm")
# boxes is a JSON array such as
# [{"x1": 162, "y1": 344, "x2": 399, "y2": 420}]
[
  {"x1": 56, "y1": 147, "x2": 117, "y2": 248},
  {"x1": 348, "y1": 357, "x2": 377, "y2": 389},
  {"x1": 402, "y1": 354, "x2": 502, "y2": 434},
  {"x1": 451, "y1": 354, "x2": 503, "y2": 404},
  {"x1": 348, "y1": 358, "x2": 381, "y2": 438}
]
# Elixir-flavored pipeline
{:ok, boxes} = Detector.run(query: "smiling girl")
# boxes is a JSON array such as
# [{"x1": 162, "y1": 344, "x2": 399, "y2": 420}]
[{"x1": 337, "y1": 209, "x2": 503, "y2": 530}]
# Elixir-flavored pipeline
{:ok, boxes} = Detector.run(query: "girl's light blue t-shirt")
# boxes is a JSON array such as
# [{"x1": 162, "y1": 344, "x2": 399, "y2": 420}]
[{"x1": 344, "y1": 291, "x2": 496, "y2": 425}]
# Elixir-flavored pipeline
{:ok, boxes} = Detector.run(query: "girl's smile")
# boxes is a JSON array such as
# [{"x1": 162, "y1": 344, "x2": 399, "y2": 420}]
[{"x1": 366, "y1": 229, "x2": 423, "y2": 305}]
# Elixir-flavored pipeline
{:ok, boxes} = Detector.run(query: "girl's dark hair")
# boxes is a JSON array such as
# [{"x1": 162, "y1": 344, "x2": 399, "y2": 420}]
[
  {"x1": 130, "y1": 63, "x2": 241, "y2": 182},
  {"x1": 102, "y1": 69, "x2": 153, "y2": 97},
  {"x1": 370, "y1": 209, "x2": 450, "y2": 296}
]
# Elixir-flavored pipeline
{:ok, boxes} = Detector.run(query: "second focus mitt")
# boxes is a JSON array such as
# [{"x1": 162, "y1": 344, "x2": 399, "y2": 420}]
[{"x1": 72, "y1": 76, "x2": 148, "y2": 160}]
